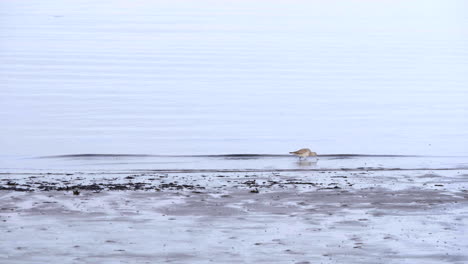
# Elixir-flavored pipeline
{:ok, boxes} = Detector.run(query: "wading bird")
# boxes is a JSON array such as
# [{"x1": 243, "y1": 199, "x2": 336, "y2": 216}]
[{"x1": 289, "y1": 148, "x2": 317, "y2": 160}]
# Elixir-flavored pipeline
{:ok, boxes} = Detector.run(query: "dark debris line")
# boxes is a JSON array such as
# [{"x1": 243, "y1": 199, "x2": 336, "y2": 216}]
[{"x1": 0, "y1": 181, "x2": 206, "y2": 193}]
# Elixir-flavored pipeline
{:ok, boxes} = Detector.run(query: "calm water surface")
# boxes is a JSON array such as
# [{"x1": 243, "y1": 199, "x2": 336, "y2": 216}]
[{"x1": 1, "y1": 0, "x2": 468, "y2": 162}]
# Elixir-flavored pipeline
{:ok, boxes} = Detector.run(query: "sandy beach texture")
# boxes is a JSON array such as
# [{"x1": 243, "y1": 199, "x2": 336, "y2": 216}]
[{"x1": 1, "y1": 165, "x2": 467, "y2": 264}]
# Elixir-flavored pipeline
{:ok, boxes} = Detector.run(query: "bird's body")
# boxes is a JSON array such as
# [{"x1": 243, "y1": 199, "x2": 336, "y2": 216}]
[{"x1": 289, "y1": 148, "x2": 317, "y2": 160}]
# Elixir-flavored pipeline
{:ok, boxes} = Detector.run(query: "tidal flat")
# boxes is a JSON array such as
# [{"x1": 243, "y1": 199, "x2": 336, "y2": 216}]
[
  {"x1": 1, "y1": 0, "x2": 468, "y2": 262},
  {"x1": 1, "y1": 156, "x2": 467, "y2": 264}
]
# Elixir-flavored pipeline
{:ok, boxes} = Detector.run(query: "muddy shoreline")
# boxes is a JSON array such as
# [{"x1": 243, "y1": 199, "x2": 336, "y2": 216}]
[{"x1": 1, "y1": 168, "x2": 467, "y2": 263}]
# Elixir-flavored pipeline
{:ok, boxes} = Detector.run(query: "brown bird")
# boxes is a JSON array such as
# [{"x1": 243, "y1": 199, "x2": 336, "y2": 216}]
[{"x1": 289, "y1": 148, "x2": 317, "y2": 160}]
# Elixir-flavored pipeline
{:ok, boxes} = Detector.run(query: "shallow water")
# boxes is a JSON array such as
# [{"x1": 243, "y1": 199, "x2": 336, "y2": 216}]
[
  {"x1": 1, "y1": 0, "x2": 468, "y2": 164},
  {"x1": 1, "y1": 154, "x2": 467, "y2": 174}
]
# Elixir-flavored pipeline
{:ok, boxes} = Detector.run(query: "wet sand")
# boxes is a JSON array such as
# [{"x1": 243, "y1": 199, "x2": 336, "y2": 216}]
[{"x1": 1, "y1": 163, "x2": 467, "y2": 264}]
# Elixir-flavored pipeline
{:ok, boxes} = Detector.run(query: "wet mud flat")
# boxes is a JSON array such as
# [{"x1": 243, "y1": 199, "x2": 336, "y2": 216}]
[{"x1": 1, "y1": 168, "x2": 467, "y2": 264}]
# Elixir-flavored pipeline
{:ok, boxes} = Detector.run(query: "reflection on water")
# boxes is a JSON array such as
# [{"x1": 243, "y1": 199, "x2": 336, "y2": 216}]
[{"x1": 295, "y1": 160, "x2": 318, "y2": 167}]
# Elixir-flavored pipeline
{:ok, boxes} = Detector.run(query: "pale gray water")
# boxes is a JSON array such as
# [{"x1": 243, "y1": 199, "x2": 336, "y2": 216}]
[{"x1": 1, "y1": 0, "x2": 468, "y2": 162}]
